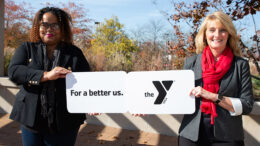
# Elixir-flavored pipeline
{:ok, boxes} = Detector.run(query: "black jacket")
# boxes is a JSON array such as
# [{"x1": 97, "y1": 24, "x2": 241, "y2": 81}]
[
  {"x1": 8, "y1": 42, "x2": 90, "y2": 132},
  {"x1": 179, "y1": 54, "x2": 254, "y2": 142}
]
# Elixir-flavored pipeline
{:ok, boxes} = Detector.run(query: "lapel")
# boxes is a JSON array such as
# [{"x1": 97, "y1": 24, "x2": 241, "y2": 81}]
[
  {"x1": 194, "y1": 54, "x2": 203, "y2": 87},
  {"x1": 58, "y1": 46, "x2": 71, "y2": 67},
  {"x1": 35, "y1": 43, "x2": 44, "y2": 67},
  {"x1": 218, "y1": 56, "x2": 235, "y2": 94}
]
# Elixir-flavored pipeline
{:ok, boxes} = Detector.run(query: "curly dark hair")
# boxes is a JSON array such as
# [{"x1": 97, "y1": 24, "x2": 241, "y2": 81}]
[{"x1": 30, "y1": 7, "x2": 73, "y2": 44}]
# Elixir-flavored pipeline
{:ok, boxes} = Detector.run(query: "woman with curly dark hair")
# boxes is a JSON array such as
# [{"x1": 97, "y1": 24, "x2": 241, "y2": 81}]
[{"x1": 8, "y1": 7, "x2": 90, "y2": 146}]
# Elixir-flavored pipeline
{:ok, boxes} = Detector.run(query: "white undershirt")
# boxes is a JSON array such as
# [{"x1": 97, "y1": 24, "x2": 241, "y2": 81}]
[{"x1": 228, "y1": 97, "x2": 243, "y2": 116}]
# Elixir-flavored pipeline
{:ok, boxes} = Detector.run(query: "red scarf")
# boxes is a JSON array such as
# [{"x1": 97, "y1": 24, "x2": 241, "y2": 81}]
[{"x1": 201, "y1": 45, "x2": 233, "y2": 124}]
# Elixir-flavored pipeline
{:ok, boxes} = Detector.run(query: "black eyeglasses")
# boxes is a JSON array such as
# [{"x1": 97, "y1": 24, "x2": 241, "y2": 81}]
[{"x1": 40, "y1": 22, "x2": 60, "y2": 30}]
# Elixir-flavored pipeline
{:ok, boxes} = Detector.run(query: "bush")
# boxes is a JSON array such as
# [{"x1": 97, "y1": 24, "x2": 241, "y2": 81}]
[
  {"x1": 4, "y1": 53, "x2": 13, "y2": 76},
  {"x1": 252, "y1": 77, "x2": 260, "y2": 101}
]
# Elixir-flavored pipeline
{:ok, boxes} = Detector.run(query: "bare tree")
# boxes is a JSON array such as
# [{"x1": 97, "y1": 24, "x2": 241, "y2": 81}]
[{"x1": 146, "y1": 19, "x2": 165, "y2": 50}]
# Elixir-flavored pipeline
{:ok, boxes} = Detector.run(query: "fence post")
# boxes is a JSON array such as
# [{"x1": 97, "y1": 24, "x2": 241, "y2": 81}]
[{"x1": 0, "y1": 0, "x2": 5, "y2": 76}]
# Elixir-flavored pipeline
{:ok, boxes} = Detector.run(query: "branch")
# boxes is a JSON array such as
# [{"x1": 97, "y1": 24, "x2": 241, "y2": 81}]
[
  {"x1": 252, "y1": 59, "x2": 260, "y2": 75},
  {"x1": 240, "y1": 40, "x2": 260, "y2": 74},
  {"x1": 251, "y1": 14, "x2": 260, "y2": 56},
  {"x1": 251, "y1": 74, "x2": 260, "y2": 80},
  {"x1": 251, "y1": 14, "x2": 257, "y2": 34}
]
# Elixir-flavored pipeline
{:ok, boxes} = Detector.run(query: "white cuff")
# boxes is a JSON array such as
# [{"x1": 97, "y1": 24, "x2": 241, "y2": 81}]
[{"x1": 229, "y1": 97, "x2": 243, "y2": 116}]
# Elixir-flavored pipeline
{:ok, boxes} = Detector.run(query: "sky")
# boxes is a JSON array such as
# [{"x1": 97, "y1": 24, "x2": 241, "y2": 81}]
[
  {"x1": 12, "y1": 0, "x2": 175, "y2": 31},
  {"x1": 11, "y1": 0, "x2": 260, "y2": 43}
]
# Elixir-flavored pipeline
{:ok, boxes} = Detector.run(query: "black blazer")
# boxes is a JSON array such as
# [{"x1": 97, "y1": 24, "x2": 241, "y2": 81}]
[
  {"x1": 8, "y1": 42, "x2": 90, "y2": 132},
  {"x1": 179, "y1": 54, "x2": 254, "y2": 142}
]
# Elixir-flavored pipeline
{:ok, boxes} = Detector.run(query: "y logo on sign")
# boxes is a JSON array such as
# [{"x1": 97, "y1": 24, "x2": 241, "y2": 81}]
[{"x1": 153, "y1": 80, "x2": 173, "y2": 104}]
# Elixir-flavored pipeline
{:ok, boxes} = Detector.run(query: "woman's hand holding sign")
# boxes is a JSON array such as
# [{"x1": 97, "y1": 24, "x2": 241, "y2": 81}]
[
  {"x1": 190, "y1": 86, "x2": 218, "y2": 102},
  {"x1": 41, "y1": 66, "x2": 71, "y2": 82}
]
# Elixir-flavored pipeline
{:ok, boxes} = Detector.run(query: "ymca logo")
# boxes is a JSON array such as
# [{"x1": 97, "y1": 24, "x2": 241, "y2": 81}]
[{"x1": 153, "y1": 80, "x2": 173, "y2": 104}]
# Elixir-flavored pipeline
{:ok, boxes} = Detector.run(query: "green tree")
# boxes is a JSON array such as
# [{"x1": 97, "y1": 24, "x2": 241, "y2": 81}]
[{"x1": 90, "y1": 16, "x2": 139, "y2": 71}]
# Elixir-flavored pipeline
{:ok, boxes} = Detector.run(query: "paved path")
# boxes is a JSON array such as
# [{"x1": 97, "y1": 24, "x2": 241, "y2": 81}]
[{"x1": 0, "y1": 114, "x2": 177, "y2": 146}]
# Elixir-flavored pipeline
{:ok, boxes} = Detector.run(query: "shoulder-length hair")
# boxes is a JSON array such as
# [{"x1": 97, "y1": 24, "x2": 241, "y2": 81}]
[
  {"x1": 195, "y1": 11, "x2": 241, "y2": 56},
  {"x1": 30, "y1": 7, "x2": 73, "y2": 44}
]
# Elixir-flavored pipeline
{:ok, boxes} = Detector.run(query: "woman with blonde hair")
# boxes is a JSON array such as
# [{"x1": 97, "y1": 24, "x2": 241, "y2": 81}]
[{"x1": 178, "y1": 11, "x2": 254, "y2": 146}]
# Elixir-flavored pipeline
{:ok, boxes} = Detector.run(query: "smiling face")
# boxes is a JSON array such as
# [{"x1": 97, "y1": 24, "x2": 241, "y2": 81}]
[
  {"x1": 39, "y1": 12, "x2": 61, "y2": 46},
  {"x1": 205, "y1": 20, "x2": 229, "y2": 53}
]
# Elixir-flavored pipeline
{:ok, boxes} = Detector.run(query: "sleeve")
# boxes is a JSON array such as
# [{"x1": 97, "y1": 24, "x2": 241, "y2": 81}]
[
  {"x1": 75, "y1": 48, "x2": 91, "y2": 72},
  {"x1": 183, "y1": 58, "x2": 190, "y2": 70},
  {"x1": 228, "y1": 97, "x2": 243, "y2": 116},
  {"x1": 183, "y1": 55, "x2": 197, "y2": 70},
  {"x1": 8, "y1": 43, "x2": 44, "y2": 85},
  {"x1": 239, "y1": 60, "x2": 254, "y2": 115}
]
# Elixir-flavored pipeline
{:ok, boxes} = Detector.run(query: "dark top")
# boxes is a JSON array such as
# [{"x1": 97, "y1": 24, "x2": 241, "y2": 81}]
[
  {"x1": 8, "y1": 42, "x2": 90, "y2": 133},
  {"x1": 179, "y1": 54, "x2": 254, "y2": 142},
  {"x1": 25, "y1": 55, "x2": 58, "y2": 134}
]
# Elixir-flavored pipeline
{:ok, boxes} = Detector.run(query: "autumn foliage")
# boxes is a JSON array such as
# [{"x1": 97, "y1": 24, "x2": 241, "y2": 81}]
[
  {"x1": 3, "y1": 0, "x2": 259, "y2": 76},
  {"x1": 164, "y1": 0, "x2": 259, "y2": 74},
  {"x1": 4, "y1": 0, "x2": 32, "y2": 49}
]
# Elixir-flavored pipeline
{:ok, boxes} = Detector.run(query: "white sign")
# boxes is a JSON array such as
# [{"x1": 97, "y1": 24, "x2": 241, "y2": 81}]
[
  {"x1": 127, "y1": 70, "x2": 195, "y2": 114},
  {"x1": 66, "y1": 70, "x2": 195, "y2": 114},
  {"x1": 66, "y1": 71, "x2": 127, "y2": 113}
]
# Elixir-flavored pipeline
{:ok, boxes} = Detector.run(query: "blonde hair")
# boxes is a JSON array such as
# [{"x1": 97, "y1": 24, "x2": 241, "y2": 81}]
[{"x1": 195, "y1": 11, "x2": 241, "y2": 56}]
